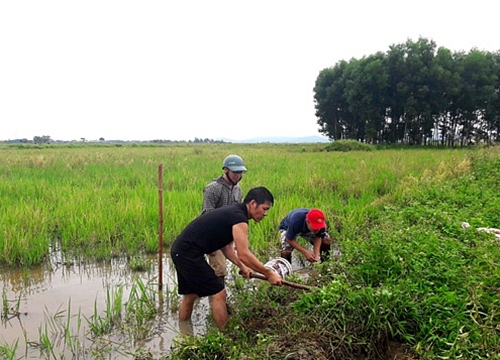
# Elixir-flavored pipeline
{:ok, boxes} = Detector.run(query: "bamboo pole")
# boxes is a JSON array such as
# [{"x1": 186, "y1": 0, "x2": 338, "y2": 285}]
[{"x1": 158, "y1": 164, "x2": 164, "y2": 291}]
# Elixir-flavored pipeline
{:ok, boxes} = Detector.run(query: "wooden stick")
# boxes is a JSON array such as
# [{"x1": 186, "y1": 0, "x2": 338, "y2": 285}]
[
  {"x1": 248, "y1": 272, "x2": 312, "y2": 291},
  {"x1": 158, "y1": 164, "x2": 163, "y2": 291}
]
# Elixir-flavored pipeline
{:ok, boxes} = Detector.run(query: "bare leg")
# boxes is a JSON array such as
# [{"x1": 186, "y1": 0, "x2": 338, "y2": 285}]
[
  {"x1": 320, "y1": 237, "x2": 331, "y2": 262},
  {"x1": 320, "y1": 243, "x2": 331, "y2": 262},
  {"x1": 179, "y1": 319, "x2": 194, "y2": 336},
  {"x1": 208, "y1": 250, "x2": 227, "y2": 279},
  {"x1": 179, "y1": 293, "x2": 198, "y2": 321},
  {"x1": 280, "y1": 249, "x2": 292, "y2": 264},
  {"x1": 211, "y1": 289, "x2": 228, "y2": 330}
]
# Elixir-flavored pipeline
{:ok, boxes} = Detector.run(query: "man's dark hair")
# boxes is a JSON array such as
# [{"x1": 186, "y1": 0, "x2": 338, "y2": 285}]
[{"x1": 243, "y1": 186, "x2": 274, "y2": 206}]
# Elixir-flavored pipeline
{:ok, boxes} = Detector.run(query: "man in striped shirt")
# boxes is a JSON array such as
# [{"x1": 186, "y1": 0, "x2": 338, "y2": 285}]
[{"x1": 202, "y1": 154, "x2": 247, "y2": 285}]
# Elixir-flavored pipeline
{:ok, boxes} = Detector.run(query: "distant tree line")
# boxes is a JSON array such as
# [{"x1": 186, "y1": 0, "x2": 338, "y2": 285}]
[
  {"x1": 151, "y1": 138, "x2": 226, "y2": 144},
  {"x1": 4, "y1": 136, "x2": 227, "y2": 144},
  {"x1": 314, "y1": 37, "x2": 500, "y2": 146}
]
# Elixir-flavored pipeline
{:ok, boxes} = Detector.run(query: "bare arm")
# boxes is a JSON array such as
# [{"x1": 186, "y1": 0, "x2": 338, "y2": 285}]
[
  {"x1": 233, "y1": 223, "x2": 282, "y2": 285},
  {"x1": 312, "y1": 236, "x2": 322, "y2": 260},
  {"x1": 286, "y1": 238, "x2": 319, "y2": 263},
  {"x1": 220, "y1": 242, "x2": 250, "y2": 276}
]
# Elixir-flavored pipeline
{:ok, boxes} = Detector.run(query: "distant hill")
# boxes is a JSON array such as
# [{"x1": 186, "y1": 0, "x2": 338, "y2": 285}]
[{"x1": 217, "y1": 135, "x2": 330, "y2": 143}]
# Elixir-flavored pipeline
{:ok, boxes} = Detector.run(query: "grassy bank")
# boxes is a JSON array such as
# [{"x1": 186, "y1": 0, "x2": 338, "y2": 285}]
[{"x1": 168, "y1": 145, "x2": 500, "y2": 359}]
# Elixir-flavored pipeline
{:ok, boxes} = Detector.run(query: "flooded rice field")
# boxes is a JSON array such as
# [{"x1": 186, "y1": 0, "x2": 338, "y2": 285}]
[
  {"x1": 0, "y1": 251, "x2": 211, "y2": 359},
  {"x1": 1, "y1": 248, "x2": 314, "y2": 359}
]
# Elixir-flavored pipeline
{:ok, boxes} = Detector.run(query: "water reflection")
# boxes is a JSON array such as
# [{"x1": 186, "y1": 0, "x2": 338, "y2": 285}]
[{"x1": 0, "y1": 252, "x2": 210, "y2": 359}]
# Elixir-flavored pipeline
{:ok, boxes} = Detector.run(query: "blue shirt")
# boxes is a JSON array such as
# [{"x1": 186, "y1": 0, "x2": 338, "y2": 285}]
[{"x1": 278, "y1": 208, "x2": 311, "y2": 241}]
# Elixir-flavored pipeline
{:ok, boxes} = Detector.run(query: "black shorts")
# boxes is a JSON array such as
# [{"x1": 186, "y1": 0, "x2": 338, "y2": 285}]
[{"x1": 170, "y1": 249, "x2": 224, "y2": 297}]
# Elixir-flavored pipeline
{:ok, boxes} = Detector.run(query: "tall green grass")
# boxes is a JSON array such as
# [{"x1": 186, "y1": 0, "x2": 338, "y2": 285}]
[
  {"x1": 1, "y1": 143, "x2": 471, "y2": 266},
  {"x1": 3, "y1": 142, "x2": 499, "y2": 358},
  {"x1": 167, "y1": 144, "x2": 500, "y2": 359}
]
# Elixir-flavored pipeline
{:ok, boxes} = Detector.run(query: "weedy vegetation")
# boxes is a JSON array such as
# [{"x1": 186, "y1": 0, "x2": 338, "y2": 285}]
[
  {"x1": 0, "y1": 339, "x2": 19, "y2": 360},
  {"x1": 1, "y1": 142, "x2": 499, "y2": 358},
  {"x1": 1, "y1": 288, "x2": 21, "y2": 320}
]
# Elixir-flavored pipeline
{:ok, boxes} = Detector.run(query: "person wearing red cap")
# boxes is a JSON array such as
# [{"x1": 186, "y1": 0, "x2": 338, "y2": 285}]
[{"x1": 279, "y1": 208, "x2": 331, "y2": 264}]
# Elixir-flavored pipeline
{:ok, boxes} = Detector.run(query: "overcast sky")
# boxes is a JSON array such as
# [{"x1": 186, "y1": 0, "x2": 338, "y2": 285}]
[{"x1": 1, "y1": 1, "x2": 498, "y2": 141}]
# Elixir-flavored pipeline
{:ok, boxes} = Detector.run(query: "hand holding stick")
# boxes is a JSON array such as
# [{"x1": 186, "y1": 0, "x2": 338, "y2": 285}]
[{"x1": 243, "y1": 271, "x2": 312, "y2": 291}]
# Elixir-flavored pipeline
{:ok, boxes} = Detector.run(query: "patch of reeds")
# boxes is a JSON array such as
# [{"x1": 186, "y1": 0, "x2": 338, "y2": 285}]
[
  {"x1": 0, "y1": 339, "x2": 19, "y2": 360},
  {"x1": 1, "y1": 289, "x2": 21, "y2": 320},
  {"x1": 86, "y1": 286, "x2": 124, "y2": 336}
]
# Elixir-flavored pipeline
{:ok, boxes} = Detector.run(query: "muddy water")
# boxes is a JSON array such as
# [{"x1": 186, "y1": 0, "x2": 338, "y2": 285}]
[
  {"x1": 0, "y1": 252, "x2": 211, "y2": 359},
  {"x1": 1, "y1": 250, "x2": 317, "y2": 359}
]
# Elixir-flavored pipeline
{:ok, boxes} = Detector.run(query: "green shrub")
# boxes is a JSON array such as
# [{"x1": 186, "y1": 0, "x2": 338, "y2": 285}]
[{"x1": 324, "y1": 139, "x2": 374, "y2": 152}]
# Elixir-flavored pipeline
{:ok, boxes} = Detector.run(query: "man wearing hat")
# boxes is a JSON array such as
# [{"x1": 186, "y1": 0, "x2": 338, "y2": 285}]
[
  {"x1": 202, "y1": 154, "x2": 247, "y2": 286},
  {"x1": 279, "y1": 208, "x2": 331, "y2": 264}
]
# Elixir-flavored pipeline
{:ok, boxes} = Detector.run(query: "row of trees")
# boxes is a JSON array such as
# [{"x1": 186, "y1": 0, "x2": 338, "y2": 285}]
[
  {"x1": 151, "y1": 138, "x2": 226, "y2": 143},
  {"x1": 314, "y1": 37, "x2": 500, "y2": 146},
  {"x1": 15, "y1": 136, "x2": 95, "y2": 144},
  {"x1": 5, "y1": 137, "x2": 226, "y2": 144}
]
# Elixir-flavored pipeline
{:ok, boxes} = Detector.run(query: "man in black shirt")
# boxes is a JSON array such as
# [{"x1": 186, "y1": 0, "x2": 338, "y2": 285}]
[{"x1": 171, "y1": 186, "x2": 282, "y2": 330}]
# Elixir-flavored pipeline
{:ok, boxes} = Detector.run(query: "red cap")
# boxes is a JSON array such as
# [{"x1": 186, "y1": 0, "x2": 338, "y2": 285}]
[{"x1": 306, "y1": 209, "x2": 326, "y2": 230}]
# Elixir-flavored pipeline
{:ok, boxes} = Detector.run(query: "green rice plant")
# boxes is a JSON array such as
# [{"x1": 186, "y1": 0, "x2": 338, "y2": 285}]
[
  {"x1": 0, "y1": 203, "x2": 51, "y2": 266},
  {"x1": 160, "y1": 271, "x2": 180, "y2": 312},
  {"x1": 83, "y1": 279, "x2": 158, "y2": 343},
  {"x1": 86, "y1": 286, "x2": 124, "y2": 337},
  {"x1": 0, "y1": 339, "x2": 19, "y2": 360},
  {"x1": 66, "y1": 305, "x2": 83, "y2": 357},
  {"x1": 106, "y1": 285, "x2": 124, "y2": 328},
  {"x1": 129, "y1": 255, "x2": 152, "y2": 272},
  {"x1": 86, "y1": 307, "x2": 110, "y2": 338},
  {"x1": 1, "y1": 289, "x2": 9, "y2": 319},
  {"x1": 1, "y1": 289, "x2": 21, "y2": 320},
  {"x1": 24, "y1": 301, "x2": 86, "y2": 359},
  {"x1": 87, "y1": 337, "x2": 123, "y2": 360},
  {"x1": 0, "y1": 143, "x2": 472, "y2": 266},
  {"x1": 36, "y1": 322, "x2": 57, "y2": 359},
  {"x1": 124, "y1": 278, "x2": 158, "y2": 338}
]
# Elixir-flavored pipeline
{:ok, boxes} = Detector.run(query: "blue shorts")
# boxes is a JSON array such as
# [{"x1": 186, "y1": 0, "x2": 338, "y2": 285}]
[{"x1": 170, "y1": 249, "x2": 224, "y2": 297}]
